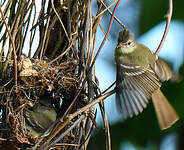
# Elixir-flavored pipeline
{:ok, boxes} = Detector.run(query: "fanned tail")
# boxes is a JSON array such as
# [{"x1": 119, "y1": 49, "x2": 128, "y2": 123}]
[{"x1": 152, "y1": 89, "x2": 179, "y2": 130}]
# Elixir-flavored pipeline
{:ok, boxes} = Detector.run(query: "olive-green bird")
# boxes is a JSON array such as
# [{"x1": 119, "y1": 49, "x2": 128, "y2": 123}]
[
  {"x1": 24, "y1": 98, "x2": 57, "y2": 137},
  {"x1": 114, "y1": 29, "x2": 179, "y2": 130}
]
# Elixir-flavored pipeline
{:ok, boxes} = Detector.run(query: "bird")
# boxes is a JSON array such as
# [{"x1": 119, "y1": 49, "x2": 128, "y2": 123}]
[
  {"x1": 24, "y1": 96, "x2": 57, "y2": 138},
  {"x1": 114, "y1": 29, "x2": 179, "y2": 130}
]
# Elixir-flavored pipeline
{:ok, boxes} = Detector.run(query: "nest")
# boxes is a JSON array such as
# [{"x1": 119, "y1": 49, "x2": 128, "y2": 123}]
[
  {"x1": 0, "y1": 55, "x2": 89, "y2": 148},
  {"x1": 0, "y1": 0, "x2": 108, "y2": 149}
]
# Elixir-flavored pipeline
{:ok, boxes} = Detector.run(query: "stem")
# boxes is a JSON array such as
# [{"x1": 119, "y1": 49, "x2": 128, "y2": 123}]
[
  {"x1": 0, "y1": 6, "x2": 18, "y2": 92},
  {"x1": 100, "y1": 0, "x2": 126, "y2": 29},
  {"x1": 39, "y1": 89, "x2": 115, "y2": 150},
  {"x1": 70, "y1": 89, "x2": 115, "y2": 119},
  {"x1": 61, "y1": 0, "x2": 121, "y2": 121},
  {"x1": 155, "y1": 0, "x2": 173, "y2": 55}
]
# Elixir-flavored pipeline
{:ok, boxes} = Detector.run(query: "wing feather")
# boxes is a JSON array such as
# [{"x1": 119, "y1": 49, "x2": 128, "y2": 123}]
[
  {"x1": 123, "y1": 78, "x2": 140, "y2": 116},
  {"x1": 122, "y1": 80, "x2": 134, "y2": 118},
  {"x1": 116, "y1": 92, "x2": 128, "y2": 118},
  {"x1": 151, "y1": 57, "x2": 173, "y2": 81},
  {"x1": 116, "y1": 63, "x2": 161, "y2": 118},
  {"x1": 125, "y1": 77, "x2": 145, "y2": 112}
]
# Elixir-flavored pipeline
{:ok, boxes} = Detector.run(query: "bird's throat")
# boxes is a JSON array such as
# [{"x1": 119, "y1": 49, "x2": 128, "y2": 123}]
[{"x1": 120, "y1": 45, "x2": 136, "y2": 54}]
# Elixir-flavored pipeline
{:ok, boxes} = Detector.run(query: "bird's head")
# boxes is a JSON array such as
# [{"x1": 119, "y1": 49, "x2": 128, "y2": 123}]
[{"x1": 116, "y1": 29, "x2": 136, "y2": 54}]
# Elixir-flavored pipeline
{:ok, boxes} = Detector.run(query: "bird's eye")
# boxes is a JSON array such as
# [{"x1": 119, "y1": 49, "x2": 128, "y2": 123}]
[{"x1": 127, "y1": 41, "x2": 131, "y2": 45}]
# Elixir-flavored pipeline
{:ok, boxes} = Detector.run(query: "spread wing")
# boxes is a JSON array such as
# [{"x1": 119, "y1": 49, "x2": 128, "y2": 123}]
[
  {"x1": 116, "y1": 63, "x2": 161, "y2": 119},
  {"x1": 151, "y1": 57, "x2": 173, "y2": 81}
]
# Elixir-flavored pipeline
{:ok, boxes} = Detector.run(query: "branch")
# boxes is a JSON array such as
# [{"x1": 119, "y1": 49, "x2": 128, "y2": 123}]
[{"x1": 155, "y1": 0, "x2": 173, "y2": 55}]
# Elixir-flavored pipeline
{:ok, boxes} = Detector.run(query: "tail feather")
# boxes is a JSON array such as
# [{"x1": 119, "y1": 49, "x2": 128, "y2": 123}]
[{"x1": 152, "y1": 89, "x2": 179, "y2": 130}]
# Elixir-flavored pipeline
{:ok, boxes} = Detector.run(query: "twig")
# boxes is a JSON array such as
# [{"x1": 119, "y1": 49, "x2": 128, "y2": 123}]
[
  {"x1": 28, "y1": 3, "x2": 37, "y2": 57},
  {"x1": 92, "y1": 0, "x2": 105, "y2": 56},
  {"x1": 100, "y1": 0, "x2": 126, "y2": 29},
  {"x1": 54, "y1": 143, "x2": 79, "y2": 147},
  {"x1": 36, "y1": 1, "x2": 120, "y2": 148},
  {"x1": 51, "y1": 0, "x2": 70, "y2": 42},
  {"x1": 79, "y1": 111, "x2": 97, "y2": 149},
  {"x1": 84, "y1": 1, "x2": 96, "y2": 148},
  {"x1": 48, "y1": 37, "x2": 76, "y2": 64},
  {"x1": 32, "y1": 123, "x2": 56, "y2": 150},
  {"x1": 41, "y1": 115, "x2": 86, "y2": 150},
  {"x1": 33, "y1": 1, "x2": 45, "y2": 58},
  {"x1": 70, "y1": 89, "x2": 115, "y2": 119},
  {"x1": 79, "y1": 0, "x2": 90, "y2": 76},
  {"x1": 99, "y1": 101, "x2": 111, "y2": 150},
  {"x1": 95, "y1": 0, "x2": 119, "y2": 20},
  {"x1": 102, "y1": 81, "x2": 116, "y2": 94},
  {"x1": 18, "y1": 1, "x2": 33, "y2": 58},
  {"x1": 155, "y1": 0, "x2": 173, "y2": 55},
  {"x1": 40, "y1": 15, "x2": 51, "y2": 60},
  {"x1": 38, "y1": 89, "x2": 115, "y2": 150},
  {"x1": 0, "y1": 5, "x2": 18, "y2": 92},
  {"x1": 61, "y1": 0, "x2": 120, "y2": 122}
]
